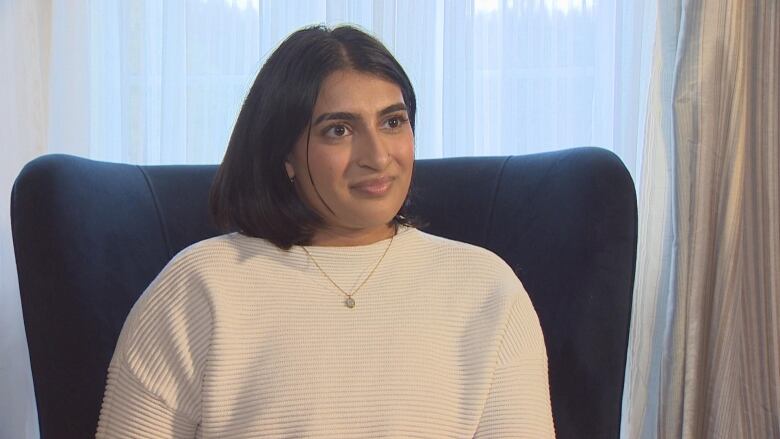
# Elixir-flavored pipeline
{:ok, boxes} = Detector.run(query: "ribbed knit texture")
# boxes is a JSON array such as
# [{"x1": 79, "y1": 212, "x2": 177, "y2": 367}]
[{"x1": 96, "y1": 226, "x2": 555, "y2": 438}]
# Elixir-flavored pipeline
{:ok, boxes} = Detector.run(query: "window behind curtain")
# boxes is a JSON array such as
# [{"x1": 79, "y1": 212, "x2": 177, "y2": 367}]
[{"x1": 71, "y1": 0, "x2": 654, "y2": 181}]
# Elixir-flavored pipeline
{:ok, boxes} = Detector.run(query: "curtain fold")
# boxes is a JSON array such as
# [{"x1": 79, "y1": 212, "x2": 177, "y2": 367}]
[
  {"x1": 619, "y1": 0, "x2": 681, "y2": 436},
  {"x1": 0, "y1": 2, "x2": 48, "y2": 438},
  {"x1": 623, "y1": 1, "x2": 779, "y2": 437}
]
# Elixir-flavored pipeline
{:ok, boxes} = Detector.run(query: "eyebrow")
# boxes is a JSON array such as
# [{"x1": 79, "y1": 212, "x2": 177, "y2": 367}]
[{"x1": 313, "y1": 103, "x2": 408, "y2": 126}]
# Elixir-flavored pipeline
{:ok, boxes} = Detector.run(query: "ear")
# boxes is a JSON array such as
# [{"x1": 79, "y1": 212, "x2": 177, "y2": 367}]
[{"x1": 284, "y1": 159, "x2": 295, "y2": 180}]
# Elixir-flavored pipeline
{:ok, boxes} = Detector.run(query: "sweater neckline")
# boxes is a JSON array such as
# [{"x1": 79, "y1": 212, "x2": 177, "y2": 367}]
[
  {"x1": 231, "y1": 226, "x2": 419, "y2": 265},
  {"x1": 295, "y1": 225, "x2": 415, "y2": 254},
  {"x1": 288, "y1": 226, "x2": 417, "y2": 286}
]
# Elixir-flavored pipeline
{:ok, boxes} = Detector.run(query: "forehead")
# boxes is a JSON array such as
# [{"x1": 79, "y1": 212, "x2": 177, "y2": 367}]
[{"x1": 314, "y1": 69, "x2": 405, "y2": 112}]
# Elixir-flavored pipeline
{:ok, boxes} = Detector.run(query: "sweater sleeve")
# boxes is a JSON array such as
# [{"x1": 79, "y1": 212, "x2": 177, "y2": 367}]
[
  {"x1": 473, "y1": 276, "x2": 556, "y2": 438},
  {"x1": 95, "y1": 359, "x2": 199, "y2": 438},
  {"x1": 96, "y1": 253, "x2": 212, "y2": 438}
]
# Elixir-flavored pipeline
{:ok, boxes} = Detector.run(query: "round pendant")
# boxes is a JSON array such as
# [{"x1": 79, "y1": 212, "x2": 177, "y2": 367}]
[{"x1": 345, "y1": 297, "x2": 355, "y2": 308}]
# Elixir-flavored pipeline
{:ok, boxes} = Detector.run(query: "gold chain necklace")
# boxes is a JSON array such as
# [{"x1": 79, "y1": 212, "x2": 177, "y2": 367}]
[{"x1": 302, "y1": 232, "x2": 395, "y2": 309}]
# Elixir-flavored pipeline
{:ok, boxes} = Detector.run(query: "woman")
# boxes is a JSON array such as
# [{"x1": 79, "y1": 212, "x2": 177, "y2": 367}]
[{"x1": 96, "y1": 25, "x2": 555, "y2": 438}]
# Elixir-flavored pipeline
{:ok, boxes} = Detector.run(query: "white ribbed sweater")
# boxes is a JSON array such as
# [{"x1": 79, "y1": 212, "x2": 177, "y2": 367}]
[{"x1": 96, "y1": 226, "x2": 555, "y2": 438}]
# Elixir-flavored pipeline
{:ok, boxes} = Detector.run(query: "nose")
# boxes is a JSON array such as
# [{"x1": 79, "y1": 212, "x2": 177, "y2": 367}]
[{"x1": 356, "y1": 128, "x2": 391, "y2": 170}]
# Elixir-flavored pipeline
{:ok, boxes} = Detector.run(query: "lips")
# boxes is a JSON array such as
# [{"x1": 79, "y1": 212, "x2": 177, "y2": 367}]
[{"x1": 350, "y1": 176, "x2": 394, "y2": 195}]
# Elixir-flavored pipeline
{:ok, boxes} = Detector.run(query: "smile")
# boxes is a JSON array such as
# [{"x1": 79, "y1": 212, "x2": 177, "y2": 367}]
[{"x1": 350, "y1": 176, "x2": 394, "y2": 196}]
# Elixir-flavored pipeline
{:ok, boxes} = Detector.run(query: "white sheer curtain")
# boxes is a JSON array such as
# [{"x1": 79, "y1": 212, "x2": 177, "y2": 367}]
[
  {"x1": 34, "y1": 0, "x2": 656, "y2": 168},
  {"x1": 1, "y1": 2, "x2": 50, "y2": 438},
  {"x1": 1, "y1": 1, "x2": 655, "y2": 437}
]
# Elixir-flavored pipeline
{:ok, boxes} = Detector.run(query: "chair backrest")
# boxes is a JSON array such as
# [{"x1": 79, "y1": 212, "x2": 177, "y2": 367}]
[{"x1": 11, "y1": 147, "x2": 637, "y2": 439}]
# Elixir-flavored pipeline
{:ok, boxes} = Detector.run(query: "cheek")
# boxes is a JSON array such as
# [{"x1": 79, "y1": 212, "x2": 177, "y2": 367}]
[
  {"x1": 398, "y1": 136, "x2": 415, "y2": 171},
  {"x1": 307, "y1": 149, "x2": 347, "y2": 186}
]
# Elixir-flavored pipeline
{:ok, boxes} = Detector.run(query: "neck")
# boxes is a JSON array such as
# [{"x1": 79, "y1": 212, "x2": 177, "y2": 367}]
[{"x1": 309, "y1": 223, "x2": 396, "y2": 247}]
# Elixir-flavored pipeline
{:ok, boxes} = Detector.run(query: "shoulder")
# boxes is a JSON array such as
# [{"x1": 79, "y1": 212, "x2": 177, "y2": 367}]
[
  {"x1": 408, "y1": 228, "x2": 503, "y2": 259},
  {"x1": 155, "y1": 232, "x2": 283, "y2": 280},
  {"x1": 109, "y1": 238, "x2": 236, "y2": 419},
  {"x1": 121, "y1": 234, "x2": 252, "y2": 335},
  {"x1": 398, "y1": 229, "x2": 529, "y2": 313},
  {"x1": 128, "y1": 233, "x2": 291, "y2": 323},
  {"x1": 114, "y1": 235, "x2": 262, "y2": 375},
  {"x1": 409, "y1": 229, "x2": 520, "y2": 283},
  {"x1": 166, "y1": 231, "x2": 273, "y2": 264},
  {"x1": 406, "y1": 230, "x2": 545, "y2": 357}
]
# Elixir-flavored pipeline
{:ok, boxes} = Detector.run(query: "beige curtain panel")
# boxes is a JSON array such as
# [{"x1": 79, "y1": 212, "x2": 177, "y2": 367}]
[{"x1": 623, "y1": 1, "x2": 779, "y2": 438}]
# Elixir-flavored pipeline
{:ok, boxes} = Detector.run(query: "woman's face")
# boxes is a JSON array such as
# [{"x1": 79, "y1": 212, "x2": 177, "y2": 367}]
[{"x1": 284, "y1": 69, "x2": 414, "y2": 244}]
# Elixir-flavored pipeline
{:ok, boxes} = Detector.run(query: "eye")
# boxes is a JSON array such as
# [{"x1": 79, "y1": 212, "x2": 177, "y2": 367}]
[
  {"x1": 384, "y1": 114, "x2": 409, "y2": 130},
  {"x1": 323, "y1": 124, "x2": 352, "y2": 138}
]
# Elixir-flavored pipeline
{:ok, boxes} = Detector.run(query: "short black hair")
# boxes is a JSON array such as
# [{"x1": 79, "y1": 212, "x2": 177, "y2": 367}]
[{"x1": 210, "y1": 25, "x2": 418, "y2": 249}]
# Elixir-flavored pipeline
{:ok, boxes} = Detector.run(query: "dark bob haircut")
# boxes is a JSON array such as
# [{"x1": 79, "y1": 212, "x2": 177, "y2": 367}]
[{"x1": 209, "y1": 25, "x2": 417, "y2": 250}]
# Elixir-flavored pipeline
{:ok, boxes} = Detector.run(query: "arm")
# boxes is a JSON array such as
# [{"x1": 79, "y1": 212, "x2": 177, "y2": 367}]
[
  {"x1": 96, "y1": 359, "x2": 199, "y2": 438},
  {"x1": 474, "y1": 283, "x2": 556, "y2": 438},
  {"x1": 96, "y1": 254, "x2": 211, "y2": 438}
]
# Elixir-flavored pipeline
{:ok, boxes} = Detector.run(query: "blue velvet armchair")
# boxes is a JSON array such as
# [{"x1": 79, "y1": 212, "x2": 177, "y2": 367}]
[{"x1": 11, "y1": 147, "x2": 637, "y2": 438}]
